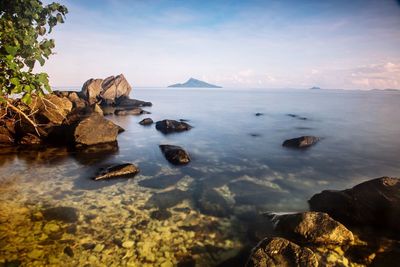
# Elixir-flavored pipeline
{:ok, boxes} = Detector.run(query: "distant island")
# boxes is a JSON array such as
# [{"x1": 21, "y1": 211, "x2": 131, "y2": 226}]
[
  {"x1": 371, "y1": 88, "x2": 400, "y2": 92},
  {"x1": 168, "y1": 78, "x2": 222, "y2": 88},
  {"x1": 309, "y1": 86, "x2": 321, "y2": 90}
]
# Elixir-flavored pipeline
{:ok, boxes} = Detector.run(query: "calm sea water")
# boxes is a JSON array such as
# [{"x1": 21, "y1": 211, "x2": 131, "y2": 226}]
[{"x1": 1, "y1": 88, "x2": 400, "y2": 266}]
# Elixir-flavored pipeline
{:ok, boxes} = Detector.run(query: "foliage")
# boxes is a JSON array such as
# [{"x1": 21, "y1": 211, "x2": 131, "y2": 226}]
[{"x1": 0, "y1": 0, "x2": 68, "y2": 104}]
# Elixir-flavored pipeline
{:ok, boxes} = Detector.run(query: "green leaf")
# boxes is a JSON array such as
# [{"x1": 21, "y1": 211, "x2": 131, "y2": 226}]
[
  {"x1": 10, "y1": 77, "x2": 20, "y2": 86},
  {"x1": 21, "y1": 94, "x2": 32, "y2": 104},
  {"x1": 5, "y1": 45, "x2": 18, "y2": 56}
]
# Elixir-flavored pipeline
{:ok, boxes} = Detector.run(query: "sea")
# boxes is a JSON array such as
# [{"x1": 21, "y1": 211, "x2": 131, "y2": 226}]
[{"x1": 1, "y1": 88, "x2": 399, "y2": 266}]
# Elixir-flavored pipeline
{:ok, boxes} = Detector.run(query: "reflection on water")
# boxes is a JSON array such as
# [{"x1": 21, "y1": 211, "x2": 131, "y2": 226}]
[{"x1": 1, "y1": 89, "x2": 400, "y2": 265}]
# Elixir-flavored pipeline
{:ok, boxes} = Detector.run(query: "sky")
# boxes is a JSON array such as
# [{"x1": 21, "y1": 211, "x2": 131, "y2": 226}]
[{"x1": 40, "y1": 0, "x2": 400, "y2": 89}]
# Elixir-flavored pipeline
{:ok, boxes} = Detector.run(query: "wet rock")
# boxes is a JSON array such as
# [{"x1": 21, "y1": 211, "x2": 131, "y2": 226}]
[
  {"x1": 139, "y1": 118, "x2": 154, "y2": 126},
  {"x1": 19, "y1": 133, "x2": 42, "y2": 145},
  {"x1": 73, "y1": 113, "x2": 121, "y2": 146},
  {"x1": 138, "y1": 174, "x2": 183, "y2": 189},
  {"x1": 150, "y1": 209, "x2": 172, "y2": 220},
  {"x1": 159, "y1": 145, "x2": 191, "y2": 165},
  {"x1": 271, "y1": 211, "x2": 354, "y2": 245},
  {"x1": 145, "y1": 189, "x2": 191, "y2": 209},
  {"x1": 282, "y1": 136, "x2": 319, "y2": 148},
  {"x1": 309, "y1": 177, "x2": 400, "y2": 237},
  {"x1": 42, "y1": 206, "x2": 78, "y2": 223},
  {"x1": 156, "y1": 119, "x2": 192, "y2": 134},
  {"x1": 116, "y1": 96, "x2": 152, "y2": 107},
  {"x1": 94, "y1": 163, "x2": 139, "y2": 181},
  {"x1": 196, "y1": 188, "x2": 231, "y2": 217},
  {"x1": 0, "y1": 126, "x2": 14, "y2": 146},
  {"x1": 228, "y1": 180, "x2": 286, "y2": 206},
  {"x1": 82, "y1": 243, "x2": 96, "y2": 250},
  {"x1": 115, "y1": 107, "x2": 150, "y2": 116},
  {"x1": 246, "y1": 237, "x2": 318, "y2": 267}
]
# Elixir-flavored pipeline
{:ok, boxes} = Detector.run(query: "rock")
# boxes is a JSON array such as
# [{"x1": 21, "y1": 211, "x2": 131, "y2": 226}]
[
  {"x1": 27, "y1": 249, "x2": 43, "y2": 260},
  {"x1": 93, "y1": 163, "x2": 139, "y2": 181},
  {"x1": 115, "y1": 107, "x2": 150, "y2": 116},
  {"x1": 282, "y1": 136, "x2": 319, "y2": 148},
  {"x1": 116, "y1": 96, "x2": 152, "y2": 107},
  {"x1": 42, "y1": 206, "x2": 78, "y2": 223},
  {"x1": 101, "y1": 74, "x2": 132, "y2": 105},
  {"x1": 54, "y1": 91, "x2": 87, "y2": 109},
  {"x1": 196, "y1": 187, "x2": 231, "y2": 217},
  {"x1": 73, "y1": 113, "x2": 121, "y2": 146},
  {"x1": 19, "y1": 133, "x2": 42, "y2": 145},
  {"x1": 0, "y1": 126, "x2": 14, "y2": 146},
  {"x1": 122, "y1": 240, "x2": 135, "y2": 249},
  {"x1": 81, "y1": 79, "x2": 103, "y2": 105},
  {"x1": 29, "y1": 94, "x2": 73, "y2": 125},
  {"x1": 309, "y1": 177, "x2": 400, "y2": 237},
  {"x1": 145, "y1": 189, "x2": 191, "y2": 209},
  {"x1": 64, "y1": 246, "x2": 74, "y2": 257},
  {"x1": 271, "y1": 211, "x2": 354, "y2": 245},
  {"x1": 255, "y1": 113, "x2": 264, "y2": 116},
  {"x1": 155, "y1": 120, "x2": 192, "y2": 134},
  {"x1": 246, "y1": 237, "x2": 318, "y2": 267},
  {"x1": 81, "y1": 74, "x2": 132, "y2": 105},
  {"x1": 138, "y1": 174, "x2": 183, "y2": 189},
  {"x1": 159, "y1": 145, "x2": 191, "y2": 165},
  {"x1": 150, "y1": 209, "x2": 172, "y2": 220},
  {"x1": 93, "y1": 104, "x2": 103, "y2": 116},
  {"x1": 139, "y1": 118, "x2": 154, "y2": 126},
  {"x1": 287, "y1": 114, "x2": 307, "y2": 120}
]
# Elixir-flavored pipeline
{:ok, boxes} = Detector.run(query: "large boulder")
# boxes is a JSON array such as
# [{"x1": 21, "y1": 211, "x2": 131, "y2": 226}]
[
  {"x1": 29, "y1": 95, "x2": 73, "y2": 125},
  {"x1": 80, "y1": 74, "x2": 132, "y2": 105},
  {"x1": 54, "y1": 90, "x2": 87, "y2": 110},
  {"x1": 271, "y1": 212, "x2": 354, "y2": 245},
  {"x1": 282, "y1": 136, "x2": 319, "y2": 148},
  {"x1": 246, "y1": 237, "x2": 318, "y2": 267},
  {"x1": 155, "y1": 119, "x2": 192, "y2": 134},
  {"x1": 139, "y1": 118, "x2": 153, "y2": 126},
  {"x1": 309, "y1": 177, "x2": 400, "y2": 237},
  {"x1": 81, "y1": 78, "x2": 104, "y2": 105},
  {"x1": 73, "y1": 113, "x2": 121, "y2": 147},
  {"x1": 159, "y1": 145, "x2": 190, "y2": 165},
  {"x1": 101, "y1": 74, "x2": 132, "y2": 104}
]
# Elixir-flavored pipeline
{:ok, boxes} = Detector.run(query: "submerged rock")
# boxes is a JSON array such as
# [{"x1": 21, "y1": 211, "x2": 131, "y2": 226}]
[
  {"x1": 270, "y1": 211, "x2": 354, "y2": 245},
  {"x1": 42, "y1": 206, "x2": 78, "y2": 223},
  {"x1": 115, "y1": 107, "x2": 150, "y2": 116},
  {"x1": 246, "y1": 237, "x2": 318, "y2": 267},
  {"x1": 145, "y1": 189, "x2": 191, "y2": 209},
  {"x1": 309, "y1": 177, "x2": 400, "y2": 237},
  {"x1": 139, "y1": 118, "x2": 154, "y2": 126},
  {"x1": 282, "y1": 136, "x2": 319, "y2": 148},
  {"x1": 156, "y1": 119, "x2": 192, "y2": 134},
  {"x1": 74, "y1": 113, "x2": 121, "y2": 147},
  {"x1": 196, "y1": 187, "x2": 232, "y2": 217},
  {"x1": 150, "y1": 209, "x2": 172, "y2": 220},
  {"x1": 94, "y1": 163, "x2": 139, "y2": 180},
  {"x1": 159, "y1": 145, "x2": 191, "y2": 165},
  {"x1": 138, "y1": 174, "x2": 183, "y2": 189}
]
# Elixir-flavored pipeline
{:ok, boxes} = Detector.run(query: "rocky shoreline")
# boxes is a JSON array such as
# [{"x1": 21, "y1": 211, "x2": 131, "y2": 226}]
[{"x1": 0, "y1": 75, "x2": 399, "y2": 266}]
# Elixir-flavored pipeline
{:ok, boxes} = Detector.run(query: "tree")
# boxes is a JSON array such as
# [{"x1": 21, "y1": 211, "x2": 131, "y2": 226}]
[{"x1": 0, "y1": 0, "x2": 67, "y2": 132}]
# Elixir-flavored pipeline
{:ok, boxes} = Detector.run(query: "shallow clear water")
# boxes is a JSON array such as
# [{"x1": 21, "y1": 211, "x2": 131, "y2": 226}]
[{"x1": 1, "y1": 88, "x2": 400, "y2": 266}]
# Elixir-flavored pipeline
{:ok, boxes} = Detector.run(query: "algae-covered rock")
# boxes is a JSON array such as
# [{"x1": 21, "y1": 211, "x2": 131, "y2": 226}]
[
  {"x1": 93, "y1": 163, "x2": 139, "y2": 181},
  {"x1": 42, "y1": 206, "x2": 78, "y2": 223},
  {"x1": 246, "y1": 237, "x2": 318, "y2": 267}
]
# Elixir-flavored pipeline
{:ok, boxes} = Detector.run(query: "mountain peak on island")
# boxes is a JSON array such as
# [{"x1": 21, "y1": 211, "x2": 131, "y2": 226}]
[
  {"x1": 168, "y1": 78, "x2": 222, "y2": 88},
  {"x1": 309, "y1": 86, "x2": 321, "y2": 90}
]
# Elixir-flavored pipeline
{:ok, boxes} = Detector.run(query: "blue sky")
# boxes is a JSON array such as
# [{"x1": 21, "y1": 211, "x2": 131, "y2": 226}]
[{"x1": 40, "y1": 0, "x2": 400, "y2": 89}]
